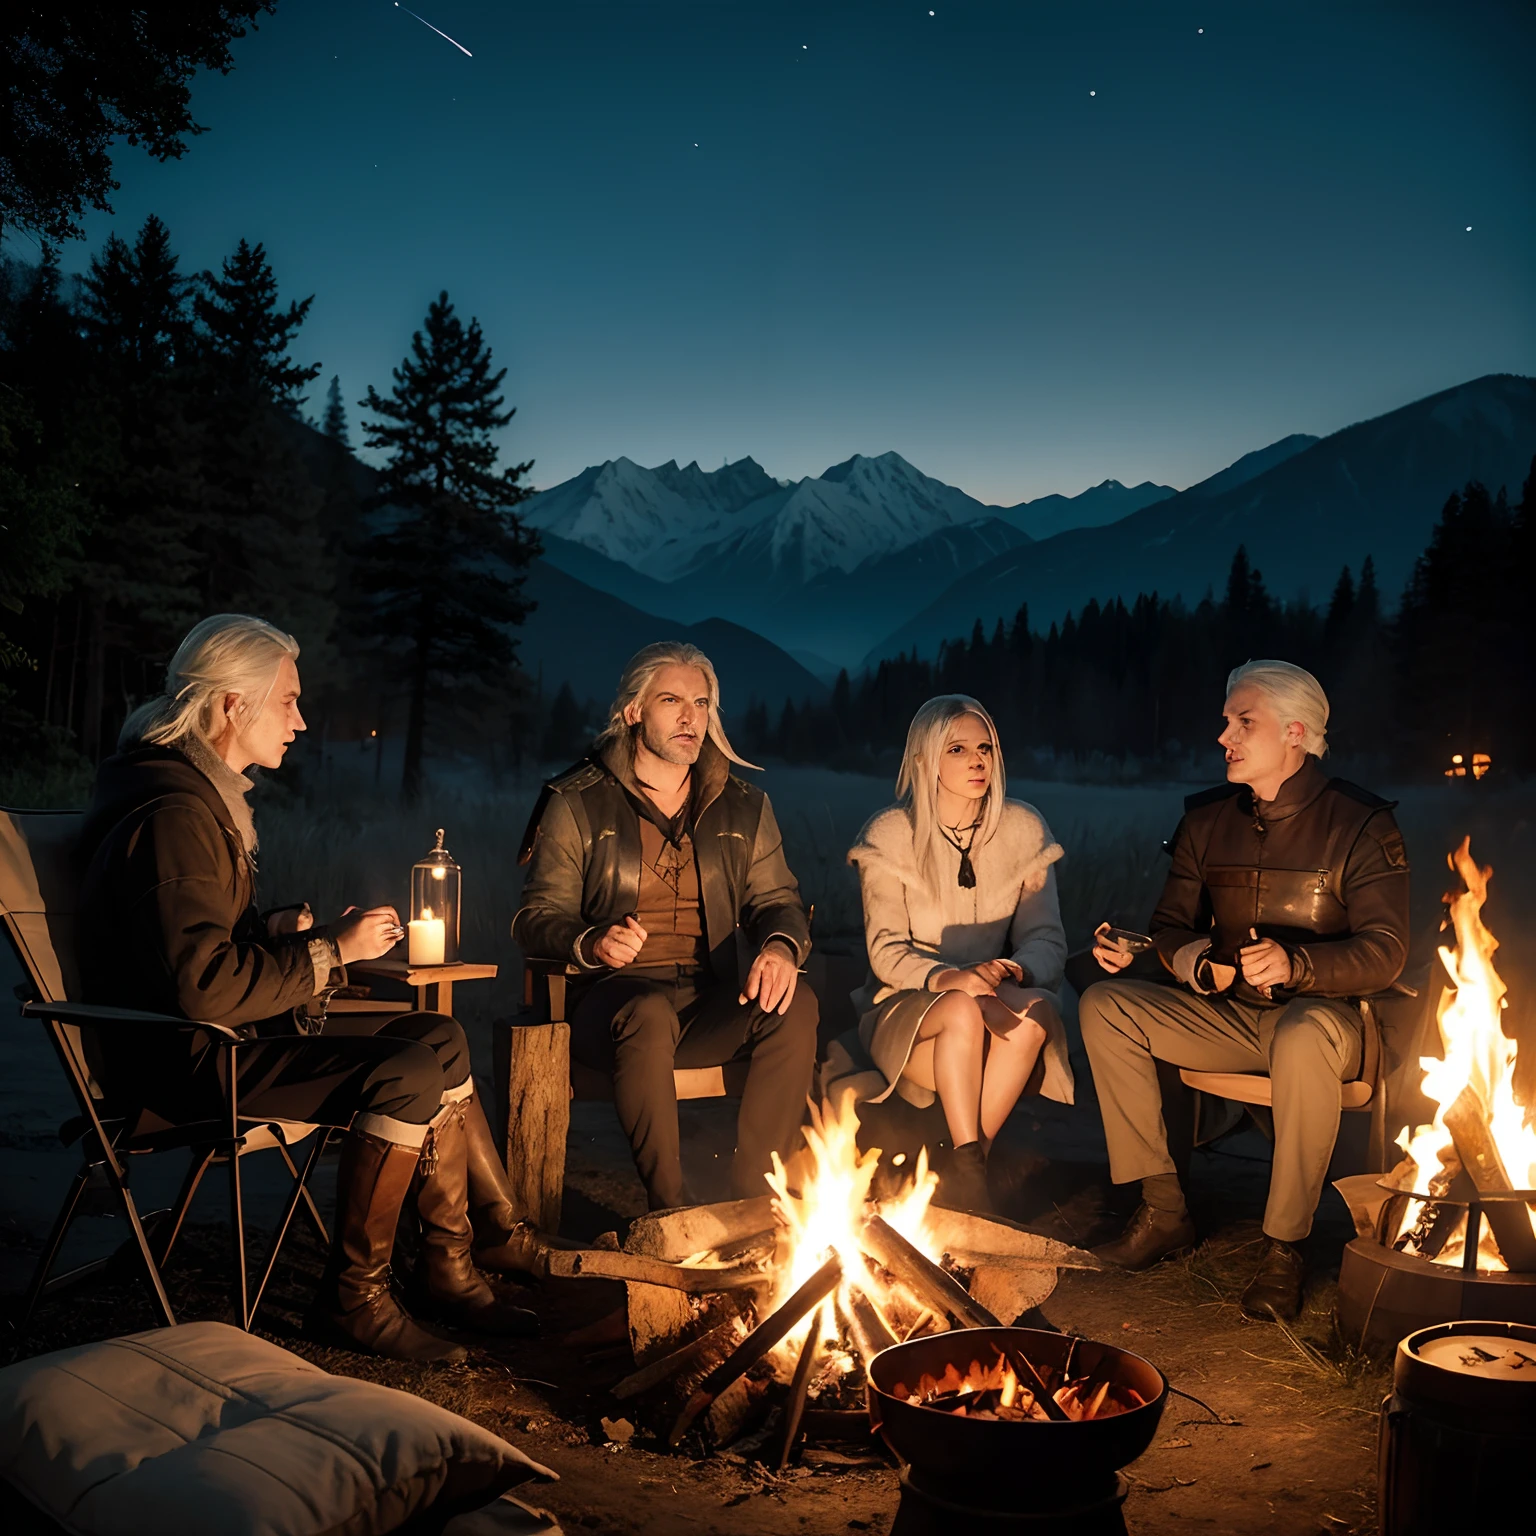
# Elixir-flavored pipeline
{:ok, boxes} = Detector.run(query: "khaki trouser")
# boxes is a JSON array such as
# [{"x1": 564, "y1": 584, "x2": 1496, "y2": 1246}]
[{"x1": 1078, "y1": 979, "x2": 1363, "y2": 1242}]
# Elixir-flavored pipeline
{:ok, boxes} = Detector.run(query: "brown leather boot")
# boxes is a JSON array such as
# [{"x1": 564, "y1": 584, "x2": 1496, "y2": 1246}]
[
  {"x1": 414, "y1": 1104, "x2": 540, "y2": 1338},
  {"x1": 1240, "y1": 1238, "x2": 1305, "y2": 1320},
  {"x1": 460, "y1": 1090, "x2": 578, "y2": 1277},
  {"x1": 1091, "y1": 1202, "x2": 1199, "y2": 1271},
  {"x1": 307, "y1": 1128, "x2": 467, "y2": 1364}
]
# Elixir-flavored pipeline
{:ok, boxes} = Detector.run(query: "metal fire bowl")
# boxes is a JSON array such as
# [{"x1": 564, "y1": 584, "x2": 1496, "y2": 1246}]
[
  {"x1": 1336, "y1": 1238, "x2": 1536, "y2": 1351},
  {"x1": 866, "y1": 1327, "x2": 1167, "y2": 1504}
]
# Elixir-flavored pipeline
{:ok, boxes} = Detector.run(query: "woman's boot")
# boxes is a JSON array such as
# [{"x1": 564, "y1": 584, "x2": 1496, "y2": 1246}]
[
  {"x1": 937, "y1": 1140, "x2": 994, "y2": 1214},
  {"x1": 307, "y1": 1128, "x2": 467, "y2": 1364},
  {"x1": 459, "y1": 1090, "x2": 578, "y2": 1277},
  {"x1": 414, "y1": 1104, "x2": 540, "y2": 1337}
]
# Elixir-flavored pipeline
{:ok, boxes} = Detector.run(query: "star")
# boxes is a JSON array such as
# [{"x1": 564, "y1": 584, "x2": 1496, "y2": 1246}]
[
  {"x1": 1089, "y1": 89, "x2": 1096, "y2": 96},
  {"x1": 1198, "y1": 27, "x2": 1204, "y2": 34},
  {"x1": 1465, "y1": 225, "x2": 1472, "y2": 232}
]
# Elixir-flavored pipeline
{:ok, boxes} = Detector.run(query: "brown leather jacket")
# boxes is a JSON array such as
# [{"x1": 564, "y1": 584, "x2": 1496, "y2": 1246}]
[
  {"x1": 512, "y1": 737, "x2": 810, "y2": 985},
  {"x1": 1151, "y1": 756, "x2": 1409, "y2": 1007}
]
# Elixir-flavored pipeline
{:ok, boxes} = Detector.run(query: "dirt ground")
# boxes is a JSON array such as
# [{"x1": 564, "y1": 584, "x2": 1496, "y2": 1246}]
[{"x1": 1, "y1": 1083, "x2": 1392, "y2": 1536}]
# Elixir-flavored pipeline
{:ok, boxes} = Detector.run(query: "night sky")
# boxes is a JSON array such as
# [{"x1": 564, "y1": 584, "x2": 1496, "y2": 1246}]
[{"x1": 39, "y1": 0, "x2": 1536, "y2": 504}]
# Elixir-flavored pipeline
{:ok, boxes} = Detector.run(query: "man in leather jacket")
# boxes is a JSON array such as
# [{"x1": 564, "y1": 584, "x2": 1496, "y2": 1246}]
[
  {"x1": 514, "y1": 643, "x2": 818, "y2": 1210},
  {"x1": 1080, "y1": 660, "x2": 1409, "y2": 1320}
]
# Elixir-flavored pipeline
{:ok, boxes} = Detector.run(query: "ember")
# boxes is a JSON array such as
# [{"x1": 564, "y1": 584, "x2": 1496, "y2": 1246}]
[
  {"x1": 1385, "y1": 839, "x2": 1536, "y2": 1272},
  {"x1": 894, "y1": 1345, "x2": 1147, "y2": 1422}
]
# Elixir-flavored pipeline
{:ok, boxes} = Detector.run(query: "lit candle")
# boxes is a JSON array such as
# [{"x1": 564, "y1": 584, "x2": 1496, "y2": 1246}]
[{"x1": 408, "y1": 907, "x2": 445, "y2": 966}]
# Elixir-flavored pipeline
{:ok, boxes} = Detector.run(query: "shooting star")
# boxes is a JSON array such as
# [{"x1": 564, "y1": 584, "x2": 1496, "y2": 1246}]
[{"x1": 394, "y1": 3, "x2": 472, "y2": 57}]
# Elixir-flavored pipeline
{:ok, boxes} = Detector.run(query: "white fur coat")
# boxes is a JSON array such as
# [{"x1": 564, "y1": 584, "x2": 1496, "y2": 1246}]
[{"x1": 848, "y1": 798, "x2": 1067, "y2": 1006}]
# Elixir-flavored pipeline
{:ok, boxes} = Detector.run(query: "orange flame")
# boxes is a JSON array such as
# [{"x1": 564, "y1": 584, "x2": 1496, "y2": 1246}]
[{"x1": 1392, "y1": 838, "x2": 1536, "y2": 1270}]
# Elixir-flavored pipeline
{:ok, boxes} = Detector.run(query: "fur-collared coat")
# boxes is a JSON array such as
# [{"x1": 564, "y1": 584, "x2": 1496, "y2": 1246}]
[{"x1": 846, "y1": 799, "x2": 1072, "y2": 1107}]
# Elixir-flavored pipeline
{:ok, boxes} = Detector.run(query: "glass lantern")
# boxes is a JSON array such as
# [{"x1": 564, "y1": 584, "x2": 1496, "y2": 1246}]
[{"x1": 408, "y1": 828, "x2": 460, "y2": 966}]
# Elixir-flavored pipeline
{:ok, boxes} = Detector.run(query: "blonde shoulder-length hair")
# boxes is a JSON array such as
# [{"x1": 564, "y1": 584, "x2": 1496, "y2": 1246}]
[
  {"x1": 593, "y1": 641, "x2": 758, "y2": 771},
  {"x1": 895, "y1": 694, "x2": 1007, "y2": 887},
  {"x1": 119, "y1": 613, "x2": 300, "y2": 750}
]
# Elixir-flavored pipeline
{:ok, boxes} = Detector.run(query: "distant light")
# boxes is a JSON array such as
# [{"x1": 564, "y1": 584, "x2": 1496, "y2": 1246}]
[
  {"x1": 1198, "y1": 27, "x2": 1204, "y2": 33},
  {"x1": 1089, "y1": 89, "x2": 1096, "y2": 96},
  {"x1": 1466, "y1": 225, "x2": 1473, "y2": 232},
  {"x1": 929, "y1": 9, "x2": 935, "y2": 14}
]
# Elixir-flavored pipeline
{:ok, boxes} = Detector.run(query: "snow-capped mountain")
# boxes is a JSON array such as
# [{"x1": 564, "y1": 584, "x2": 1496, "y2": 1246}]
[{"x1": 520, "y1": 455, "x2": 784, "y2": 575}]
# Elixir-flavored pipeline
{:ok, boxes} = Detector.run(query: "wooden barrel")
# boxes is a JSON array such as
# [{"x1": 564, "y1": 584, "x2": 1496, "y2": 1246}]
[{"x1": 1378, "y1": 1319, "x2": 1536, "y2": 1536}]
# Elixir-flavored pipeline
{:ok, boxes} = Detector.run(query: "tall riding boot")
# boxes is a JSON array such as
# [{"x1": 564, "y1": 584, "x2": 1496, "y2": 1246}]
[
  {"x1": 307, "y1": 1128, "x2": 466, "y2": 1364},
  {"x1": 459, "y1": 1090, "x2": 578, "y2": 1277},
  {"x1": 414, "y1": 1104, "x2": 540, "y2": 1337}
]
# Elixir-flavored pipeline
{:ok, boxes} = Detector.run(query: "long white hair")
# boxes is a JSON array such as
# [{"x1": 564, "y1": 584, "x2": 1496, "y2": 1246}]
[
  {"x1": 119, "y1": 614, "x2": 300, "y2": 750},
  {"x1": 895, "y1": 694, "x2": 1007, "y2": 887},
  {"x1": 593, "y1": 641, "x2": 757, "y2": 770},
  {"x1": 1226, "y1": 659, "x2": 1330, "y2": 757}
]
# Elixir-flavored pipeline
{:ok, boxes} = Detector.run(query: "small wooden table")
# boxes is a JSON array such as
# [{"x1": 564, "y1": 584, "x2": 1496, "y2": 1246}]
[{"x1": 350, "y1": 959, "x2": 498, "y2": 1017}]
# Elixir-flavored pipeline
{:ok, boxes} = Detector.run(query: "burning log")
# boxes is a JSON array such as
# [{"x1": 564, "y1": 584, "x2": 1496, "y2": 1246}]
[
  {"x1": 860, "y1": 1212, "x2": 1001, "y2": 1331},
  {"x1": 1444, "y1": 1085, "x2": 1536, "y2": 1273},
  {"x1": 998, "y1": 1340, "x2": 1071, "y2": 1422},
  {"x1": 611, "y1": 1315, "x2": 750, "y2": 1402},
  {"x1": 843, "y1": 1282, "x2": 900, "y2": 1361},
  {"x1": 669, "y1": 1253, "x2": 843, "y2": 1446},
  {"x1": 545, "y1": 1248, "x2": 767, "y2": 1292},
  {"x1": 773, "y1": 1304, "x2": 825, "y2": 1470}
]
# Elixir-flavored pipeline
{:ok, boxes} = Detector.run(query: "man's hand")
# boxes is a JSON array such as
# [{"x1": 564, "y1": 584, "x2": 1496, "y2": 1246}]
[
  {"x1": 266, "y1": 903, "x2": 314, "y2": 937},
  {"x1": 333, "y1": 906, "x2": 404, "y2": 964},
  {"x1": 1240, "y1": 927, "x2": 1294, "y2": 995},
  {"x1": 591, "y1": 916, "x2": 648, "y2": 969},
  {"x1": 741, "y1": 941, "x2": 799, "y2": 1014},
  {"x1": 933, "y1": 958, "x2": 1024, "y2": 997},
  {"x1": 1091, "y1": 921, "x2": 1135, "y2": 974}
]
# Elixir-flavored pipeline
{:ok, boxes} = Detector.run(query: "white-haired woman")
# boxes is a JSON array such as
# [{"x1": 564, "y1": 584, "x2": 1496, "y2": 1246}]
[
  {"x1": 848, "y1": 695, "x2": 1072, "y2": 1214},
  {"x1": 78, "y1": 614, "x2": 539, "y2": 1362}
]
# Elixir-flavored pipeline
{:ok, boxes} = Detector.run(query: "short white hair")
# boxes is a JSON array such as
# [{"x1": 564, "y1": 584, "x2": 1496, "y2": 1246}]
[
  {"x1": 1226, "y1": 659, "x2": 1329, "y2": 757},
  {"x1": 895, "y1": 695, "x2": 1007, "y2": 887},
  {"x1": 120, "y1": 614, "x2": 300, "y2": 750}
]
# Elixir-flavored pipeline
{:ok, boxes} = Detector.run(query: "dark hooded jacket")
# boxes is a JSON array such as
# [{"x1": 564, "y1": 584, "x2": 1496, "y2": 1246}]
[
  {"x1": 512, "y1": 736, "x2": 810, "y2": 984},
  {"x1": 1151, "y1": 755, "x2": 1410, "y2": 1007},
  {"x1": 77, "y1": 746, "x2": 330, "y2": 1033}
]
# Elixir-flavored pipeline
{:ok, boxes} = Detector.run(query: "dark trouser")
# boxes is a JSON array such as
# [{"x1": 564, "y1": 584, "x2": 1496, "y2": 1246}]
[
  {"x1": 187, "y1": 1011, "x2": 472, "y2": 1147},
  {"x1": 571, "y1": 968, "x2": 819, "y2": 1209}
]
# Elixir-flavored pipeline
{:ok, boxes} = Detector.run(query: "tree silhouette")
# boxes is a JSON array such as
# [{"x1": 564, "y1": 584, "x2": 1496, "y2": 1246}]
[
  {"x1": 357, "y1": 292, "x2": 540, "y2": 800},
  {"x1": 196, "y1": 238, "x2": 319, "y2": 405},
  {"x1": 79, "y1": 214, "x2": 191, "y2": 377},
  {"x1": 322, "y1": 374, "x2": 350, "y2": 447},
  {"x1": 0, "y1": 4, "x2": 275, "y2": 244}
]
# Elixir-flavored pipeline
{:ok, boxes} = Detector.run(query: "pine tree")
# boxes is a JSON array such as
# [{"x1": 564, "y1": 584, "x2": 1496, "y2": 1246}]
[
  {"x1": 79, "y1": 215, "x2": 192, "y2": 378},
  {"x1": 190, "y1": 236, "x2": 333, "y2": 656},
  {"x1": 322, "y1": 375, "x2": 350, "y2": 446},
  {"x1": 196, "y1": 238, "x2": 320, "y2": 406},
  {"x1": 72, "y1": 216, "x2": 202, "y2": 756},
  {"x1": 357, "y1": 292, "x2": 539, "y2": 800}
]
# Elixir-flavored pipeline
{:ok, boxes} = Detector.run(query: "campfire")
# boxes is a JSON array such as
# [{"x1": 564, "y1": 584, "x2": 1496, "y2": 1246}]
[
  {"x1": 552, "y1": 1091, "x2": 1103, "y2": 1459},
  {"x1": 1383, "y1": 838, "x2": 1536, "y2": 1273},
  {"x1": 892, "y1": 1343, "x2": 1150, "y2": 1422}
]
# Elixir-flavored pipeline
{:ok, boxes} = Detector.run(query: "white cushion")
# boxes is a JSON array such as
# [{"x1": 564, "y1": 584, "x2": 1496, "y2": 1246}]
[{"x1": 0, "y1": 1322, "x2": 554, "y2": 1536}]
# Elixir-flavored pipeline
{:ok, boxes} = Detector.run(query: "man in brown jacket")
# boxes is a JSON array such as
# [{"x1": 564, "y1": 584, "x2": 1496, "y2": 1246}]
[
  {"x1": 514, "y1": 642, "x2": 818, "y2": 1211},
  {"x1": 1081, "y1": 660, "x2": 1409, "y2": 1320}
]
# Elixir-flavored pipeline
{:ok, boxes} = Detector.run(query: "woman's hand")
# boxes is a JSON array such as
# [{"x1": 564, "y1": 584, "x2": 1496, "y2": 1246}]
[
  {"x1": 1092, "y1": 921, "x2": 1135, "y2": 974},
  {"x1": 333, "y1": 906, "x2": 405, "y2": 964},
  {"x1": 266, "y1": 903, "x2": 314, "y2": 937},
  {"x1": 932, "y1": 958, "x2": 1023, "y2": 997}
]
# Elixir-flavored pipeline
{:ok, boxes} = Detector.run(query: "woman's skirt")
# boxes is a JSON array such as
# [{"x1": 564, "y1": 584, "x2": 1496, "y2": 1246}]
[{"x1": 856, "y1": 985, "x2": 1074, "y2": 1110}]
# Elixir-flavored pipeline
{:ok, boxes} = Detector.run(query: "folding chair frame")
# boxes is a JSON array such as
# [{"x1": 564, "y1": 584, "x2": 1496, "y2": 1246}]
[{"x1": 17, "y1": 1000, "x2": 332, "y2": 1334}]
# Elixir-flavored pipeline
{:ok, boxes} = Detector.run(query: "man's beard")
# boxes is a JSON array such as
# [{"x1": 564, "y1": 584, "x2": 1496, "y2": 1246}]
[{"x1": 640, "y1": 720, "x2": 702, "y2": 766}]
